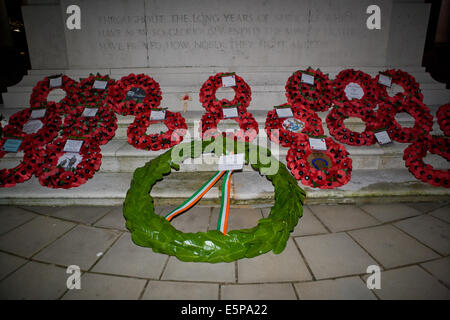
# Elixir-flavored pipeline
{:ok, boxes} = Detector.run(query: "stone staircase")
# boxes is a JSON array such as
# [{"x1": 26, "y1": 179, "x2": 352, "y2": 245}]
[{"x1": 1, "y1": 66, "x2": 449, "y2": 206}]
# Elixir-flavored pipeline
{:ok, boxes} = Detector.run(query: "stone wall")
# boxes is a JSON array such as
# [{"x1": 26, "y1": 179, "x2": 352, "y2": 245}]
[{"x1": 22, "y1": 0, "x2": 430, "y2": 69}]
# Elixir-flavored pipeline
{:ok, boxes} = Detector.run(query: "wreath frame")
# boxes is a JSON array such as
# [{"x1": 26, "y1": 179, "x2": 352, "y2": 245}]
[
  {"x1": 0, "y1": 139, "x2": 39, "y2": 188},
  {"x1": 285, "y1": 67, "x2": 333, "y2": 112},
  {"x1": 332, "y1": 69, "x2": 378, "y2": 104},
  {"x1": 436, "y1": 103, "x2": 449, "y2": 136},
  {"x1": 199, "y1": 72, "x2": 252, "y2": 112},
  {"x1": 265, "y1": 104, "x2": 324, "y2": 148},
  {"x1": 62, "y1": 105, "x2": 117, "y2": 145},
  {"x1": 3, "y1": 106, "x2": 61, "y2": 150},
  {"x1": 376, "y1": 69, "x2": 423, "y2": 103},
  {"x1": 123, "y1": 138, "x2": 306, "y2": 263},
  {"x1": 200, "y1": 109, "x2": 259, "y2": 142},
  {"x1": 403, "y1": 135, "x2": 449, "y2": 188},
  {"x1": 326, "y1": 100, "x2": 378, "y2": 146},
  {"x1": 34, "y1": 136, "x2": 102, "y2": 189},
  {"x1": 29, "y1": 75, "x2": 78, "y2": 115},
  {"x1": 286, "y1": 136, "x2": 352, "y2": 189},
  {"x1": 377, "y1": 98, "x2": 433, "y2": 143},
  {"x1": 107, "y1": 73, "x2": 162, "y2": 116},
  {"x1": 127, "y1": 110, "x2": 187, "y2": 151},
  {"x1": 76, "y1": 73, "x2": 115, "y2": 106}
]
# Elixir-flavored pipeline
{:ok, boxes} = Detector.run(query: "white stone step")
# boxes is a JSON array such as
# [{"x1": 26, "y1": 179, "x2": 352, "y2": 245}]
[
  {"x1": 0, "y1": 169, "x2": 448, "y2": 206},
  {"x1": 10, "y1": 66, "x2": 442, "y2": 89},
  {"x1": 3, "y1": 86, "x2": 449, "y2": 110},
  {"x1": 2, "y1": 134, "x2": 447, "y2": 175},
  {"x1": 0, "y1": 106, "x2": 445, "y2": 142}
]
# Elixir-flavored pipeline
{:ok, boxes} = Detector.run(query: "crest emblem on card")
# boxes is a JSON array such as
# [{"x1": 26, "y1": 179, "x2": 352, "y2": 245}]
[{"x1": 282, "y1": 118, "x2": 305, "y2": 133}]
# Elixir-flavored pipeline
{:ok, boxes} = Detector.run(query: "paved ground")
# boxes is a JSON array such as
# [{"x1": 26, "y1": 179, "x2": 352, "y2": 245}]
[{"x1": 0, "y1": 202, "x2": 449, "y2": 300}]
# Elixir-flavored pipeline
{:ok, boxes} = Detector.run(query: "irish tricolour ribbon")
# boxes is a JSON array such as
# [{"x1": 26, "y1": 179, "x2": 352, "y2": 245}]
[{"x1": 165, "y1": 170, "x2": 234, "y2": 234}]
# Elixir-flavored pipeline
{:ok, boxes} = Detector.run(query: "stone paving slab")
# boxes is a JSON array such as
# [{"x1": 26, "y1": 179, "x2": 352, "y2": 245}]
[
  {"x1": 93, "y1": 206, "x2": 128, "y2": 231},
  {"x1": 429, "y1": 205, "x2": 450, "y2": 223},
  {"x1": 92, "y1": 233, "x2": 168, "y2": 279},
  {"x1": 0, "y1": 252, "x2": 27, "y2": 281},
  {"x1": 359, "y1": 204, "x2": 422, "y2": 223},
  {"x1": 0, "y1": 207, "x2": 37, "y2": 236},
  {"x1": 294, "y1": 277, "x2": 377, "y2": 300},
  {"x1": 48, "y1": 206, "x2": 114, "y2": 225},
  {"x1": 362, "y1": 265, "x2": 450, "y2": 300},
  {"x1": 394, "y1": 215, "x2": 450, "y2": 255},
  {"x1": 237, "y1": 238, "x2": 312, "y2": 283},
  {"x1": 170, "y1": 207, "x2": 212, "y2": 233},
  {"x1": 406, "y1": 202, "x2": 447, "y2": 214},
  {"x1": 0, "y1": 204, "x2": 449, "y2": 300},
  {"x1": 161, "y1": 258, "x2": 235, "y2": 283},
  {"x1": 349, "y1": 225, "x2": 439, "y2": 268},
  {"x1": 0, "y1": 216, "x2": 76, "y2": 258},
  {"x1": 295, "y1": 233, "x2": 378, "y2": 280},
  {"x1": 221, "y1": 283, "x2": 297, "y2": 300},
  {"x1": 33, "y1": 225, "x2": 121, "y2": 270},
  {"x1": 61, "y1": 273, "x2": 146, "y2": 300},
  {"x1": 0, "y1": 261, "x2": 68, "y2": 300},
  {"x1": 291, "y1": 206, "x2": 329, "y2": 237},
  {"x1": 309, "y1": 205, "x2": 380, "y2": 232},
  {"x1": 209, "y1": 207, "x2": 263, "y2": 232},
  {"x1": 142, "y1": 281, "x2": 219, "y2": 300},
  {"x1": 420, "y1": 257, "x2": 450, "y2": 286}
]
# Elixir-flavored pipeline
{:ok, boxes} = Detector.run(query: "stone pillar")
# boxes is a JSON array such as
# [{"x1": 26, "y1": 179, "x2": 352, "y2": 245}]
[
  {"x1": 0, "y1": 0, "x2": 13, "y2": 47},
  {"x1": 21, "y1": 0, "x2": 68, "y2": 69}
]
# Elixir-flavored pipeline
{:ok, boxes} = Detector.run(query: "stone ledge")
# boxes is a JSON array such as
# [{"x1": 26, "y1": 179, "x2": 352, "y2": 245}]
[{"x1": 0, "y1": 169, "x2": 448, "y2": 206}]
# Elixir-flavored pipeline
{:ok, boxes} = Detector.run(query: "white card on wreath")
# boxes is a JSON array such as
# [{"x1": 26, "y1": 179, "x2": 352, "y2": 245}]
[
  {"x1": 309, "y1": 137, "x2": 327, "y2": 151},
  {"x1": 57, "y1": 152, "x2": 83, "y2": 170},
  {"x1": 22, "y1": 120, "x2": 43, "y2": 134},
  {"x1": 276, "y1": 107, "x2": 293, "y2": 118},
  {"x1": 301, "y1": 73, "x2": 315, "y2": 85},
  {"x1": 374, "y1": 131, "x2": 392, "y2": 145},
  {"x1": 82, "y1": 108, "x2": 98, "y2": 117},
  {"x1": 49, "y1": 77, "x2": 62, "y2": 88},
  {"x1": 222, "y1": 75, "x2": 236, "y2": 87},
  {"x1": 344, "y1": 82, "x2": 364, "y2": 100},
  {"x1": 378, "y1": 74, "x2": 392, "y2": 87},
  {"x1": 222, "y1": 107, "x2": 238, "y2": 119},
  {"x1": 218, "y1": 153, "x2": 245, "y2": 171},
  {"x1": 30, "y1": 108, "x2": 46, "y2": 119},
  {"x1": 150, "y1": 109, "x2": 166, "y2": 121},
  {"x1": 92, "y1": 80, "x2": 108, "y2": 90},
  {"x1": 63, "y1": 139, "x2": 84, "y2": 153}
]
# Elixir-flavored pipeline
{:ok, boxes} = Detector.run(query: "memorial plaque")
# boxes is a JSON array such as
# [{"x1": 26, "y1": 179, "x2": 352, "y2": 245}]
[{"x1": 61, "y1": 0, "x2": 148, "y2": 68}]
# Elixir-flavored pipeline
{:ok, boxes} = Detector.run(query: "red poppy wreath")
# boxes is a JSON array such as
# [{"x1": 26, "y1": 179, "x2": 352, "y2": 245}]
[
  {"x1": 127, "y1": 110, "x2": 187, "y2": 151},
  {"x1": 286, "y1": 136, "x2": 352, "y2": 189},
  {"x1": 403, "y1": 135, "x2": 449, "y2": 188},
  {"x1": 285, "y1": 67, "x2": 334, "y2": 112},
  {"x1": 76, "y1": 73, "x2": 115, "y2": 106},
  {"x1": 436, "y1": 103, "x2": 450, "y2": 136},
  {"x1": 375, "y1": 69, "x2": 423, "y2": 103},
  {"x1": 377, "y1": 98, "x2": 433, "y2": 143},
  {"x1": 0, "y1": 138, "x2": 40, "y2": 188},
  {"x1": 34, "y1": 136, "x2": 102, "y2": 189},
  {"x1": 62, "y1": 105, "x2": 117, "y2": 145},
  {"x1": 265, "y1": 104, "x2": 324, "y2": 148},
  {"x1": 107, "y1": 73, "x2": 162, "y2": 116},
  {"x1": 29, "y1": 75, "x2": 78, "y2": 115},
  {"x1": 326, "y1": 100, "x2": 379, "y2": 146},
  {"x1": 3, "y1": 105, "x2": 62, "y2": 149},
  {"x1": 332, "y1": 69, "x2": 379, "y2": 105},
  {"x1": 199, "y1": 72, "x2": 251, "y2": 112},
  {"x1": 200, "y1": 108, "x2": 259, "y2": 142}
]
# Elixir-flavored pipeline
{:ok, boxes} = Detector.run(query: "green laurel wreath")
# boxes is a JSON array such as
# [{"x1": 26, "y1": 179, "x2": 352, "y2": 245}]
[{"x1": 123, "y1": 138, "x2": 306, "y2": 263}]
